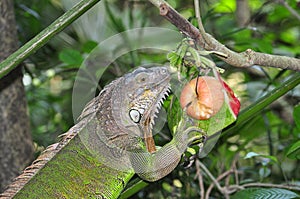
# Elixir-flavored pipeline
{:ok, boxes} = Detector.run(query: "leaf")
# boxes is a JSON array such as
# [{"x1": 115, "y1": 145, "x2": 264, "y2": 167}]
[
  {"x1": 286, "y1": 140, "x2": 300, "y2": 160},
  {"x1": 82, "y1": 40, "x2": 98, "y2": 53},
  {"x1": 232, "y1": 188, "x2": 299, "y2": 199},
  {"x1": 167, "y1": 51, "x2": 182, "y2": 67},
  {"x1": 244, "y1": 152, "x2": 278, "y2": 164},
  {"x1": 173, "y1": 179, "x2": 183, "y2": 188},
  {"x1": 59, "y1": 49, "x2": 83, "y2": 66},
  {"x1": 244, "y1": 152, "x2": 260, "y2": 159},
  {"x1": 259, "y1": 167, "x2": 271, "y2": 178},
  {"x1": 119, "y1": 179, "x2": 148, "y2": 199},
  {"x1": 162, "y1": 182, "x2": 172, "y2": 193},
  {"x1": 293, "y1": 104, "x2": 300, "y2": 130}
]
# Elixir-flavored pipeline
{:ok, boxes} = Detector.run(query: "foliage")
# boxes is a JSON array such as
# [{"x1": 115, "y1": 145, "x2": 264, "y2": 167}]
[
  {"x1": 14, "y1": 0, "x2": 72, "y2": 148},
  {"x1": 232, "y1": 188, "x2": 299, "y2": 199},
  {"x1": 11, "y1": 0, "x2": 300, "y2": 198}
]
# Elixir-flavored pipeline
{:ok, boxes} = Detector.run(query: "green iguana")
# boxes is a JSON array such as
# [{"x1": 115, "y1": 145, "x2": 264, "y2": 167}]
[
  {"x1": 78, "y1": 66, "x2": 202, "y2": 182},
  {"x1": 1, "y1": 66, "x2": 202, "y2": 198}
]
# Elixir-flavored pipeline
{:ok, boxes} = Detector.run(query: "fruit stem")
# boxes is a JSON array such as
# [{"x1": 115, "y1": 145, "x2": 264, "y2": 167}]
[{"x1": 195, "y1": 75, "x2": 200, "y2": 97}]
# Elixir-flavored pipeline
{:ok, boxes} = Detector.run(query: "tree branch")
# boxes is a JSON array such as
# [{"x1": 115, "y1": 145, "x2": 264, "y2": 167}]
[{"x1": 148, "y1": 0, "x2": 300, "y2": 71}]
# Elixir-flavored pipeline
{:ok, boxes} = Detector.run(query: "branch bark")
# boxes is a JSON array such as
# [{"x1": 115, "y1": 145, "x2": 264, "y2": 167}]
[{"x1": 148, "y1": 0, "x2": 300, "y2": 71}]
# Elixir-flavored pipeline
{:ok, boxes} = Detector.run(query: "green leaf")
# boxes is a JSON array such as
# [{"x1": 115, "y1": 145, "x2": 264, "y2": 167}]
[
  {"x1": 253, "y1": 38, "x2": 273, "y2": 54},
  {"x1": 162, "y1": 182, "x2": 173, "y2": 193},
  {"x1": 244, "y1": 152, "x2": 278, "y2": 164},
  {"x1": 244, "y1": 152, "x2": 260, "y2": 159},
  {"x1": 293, "y1": 104, "x2": 300, "y2": 130},
  {"x1": 82, "y1": 40, "x2": 98, "y2": 53},
  {"x1": 119, "y1": 179, "x2": 148, "y2": 199},
  {"x1": 232, "y1": 188, "x2": 299, "y2": 199},
  {"x1": 59, "y1": 49, "x2": 83, "y2": 66},
  {"x1": 222, "y1": 73, "x2": 300, "y2": 139},
  {"x1": 213, "y1": 0, "x2": 236, "y2": 12},
  {"x1": 197, "y1": 101, "x2": 237, "y2": 136},
  {"x1": 167, "y1": 51, "x2": 182, "y2": 68},
  {"x1": 286, "y1": 140, "x2": 300, "y2": 160},
  {"x1": 173, "y1": 179, "x2": 183, "y2": 188},
  {"x1": 259, "y1": 167, "x2": 271, "y2": 178}
]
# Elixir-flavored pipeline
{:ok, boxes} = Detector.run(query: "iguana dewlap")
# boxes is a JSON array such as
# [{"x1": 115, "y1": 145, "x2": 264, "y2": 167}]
[{"x1": 78, "y1": 66, "x2": 202, "y2": 182}]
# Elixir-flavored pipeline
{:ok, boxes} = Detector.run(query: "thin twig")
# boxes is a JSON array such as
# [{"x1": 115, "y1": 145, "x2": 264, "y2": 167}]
[
  {"x1": 197, "y1": 161, "x2": 225, "y2": 196},
  {"x1": 233, "y1": 153, "x2": 240, "y2": 186},
  {"x1": 205, "y1": 153, "x2": 241, "y2": 198},
  {"x1": 205, "y1": 169, "x2": 234, "y2": 199},
  {"x1": 193, "y1": 0, "x2": 213, "y2": 52},
  {"x1": 193, "y1": 0, "x2": 206, "y2": 36},
  {"x1": 230, "y1": 153, "x2": 240, "y2": 185},
  {"x1": 195, "y1": 160, "x2": 205, "y2": 199},
  {"x1": 224, "y1": 153, "x2": 240, "y2": 195},
  {"x1": 277, "y1": 0, "x2": 300, "y2": 22}
]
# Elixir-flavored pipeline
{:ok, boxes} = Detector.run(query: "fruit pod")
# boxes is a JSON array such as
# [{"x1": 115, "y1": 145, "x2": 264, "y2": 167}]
[{"x1": 180, "y1": 76, "x2": 240, "y2": 120}]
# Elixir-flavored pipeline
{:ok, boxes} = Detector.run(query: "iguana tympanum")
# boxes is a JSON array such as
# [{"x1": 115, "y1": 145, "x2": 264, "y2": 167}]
[{"x1": 1, "y1": 66, "x2": 202, "y2": 198}]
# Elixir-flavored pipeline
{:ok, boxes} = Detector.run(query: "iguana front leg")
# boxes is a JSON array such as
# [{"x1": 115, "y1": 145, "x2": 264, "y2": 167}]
[{"x1": 130, "y1": 126, "x2": 204, "y2": 182}]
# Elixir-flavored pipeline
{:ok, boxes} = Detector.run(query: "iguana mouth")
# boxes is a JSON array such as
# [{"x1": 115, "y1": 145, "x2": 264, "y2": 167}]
[
  {"x1": 148, "y1": 84, "x2": 171, "y2": 131},
  {"x1": 141, "y1": 80, "x2": 171, "y2": 153}
]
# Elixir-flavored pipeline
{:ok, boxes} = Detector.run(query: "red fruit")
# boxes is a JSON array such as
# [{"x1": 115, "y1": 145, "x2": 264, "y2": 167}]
[
  {"x1": 180, "y1": 76, "x2": 241, "y2": 120},
  {"x1": 180, "y1": 76, "x2": 225, "y2": 120}
]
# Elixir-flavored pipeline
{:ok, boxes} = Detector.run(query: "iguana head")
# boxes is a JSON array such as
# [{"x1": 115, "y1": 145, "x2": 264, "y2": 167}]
[
  {"x1": 112, "y1": 66, "x2": 171, "y2": 139},
  {"x1": 127, "y1": 67, "x2": 171, "y2": 128}
]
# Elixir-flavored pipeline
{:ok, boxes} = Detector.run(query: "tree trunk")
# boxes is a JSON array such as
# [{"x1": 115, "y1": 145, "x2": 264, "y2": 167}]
[{"x1": 0, "y1": 0, "x2": 34, "y2": 192}]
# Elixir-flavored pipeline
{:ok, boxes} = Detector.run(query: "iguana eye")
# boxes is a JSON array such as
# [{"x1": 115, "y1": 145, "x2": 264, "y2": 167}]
[{"x1": 129, "y1": 109, "x2": 142, "y2": 123}]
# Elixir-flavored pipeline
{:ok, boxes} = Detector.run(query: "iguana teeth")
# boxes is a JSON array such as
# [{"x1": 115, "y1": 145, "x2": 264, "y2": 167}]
[
  {"x1": 144, "y1": 78, "x2": 171, "y2": 133},
  {"x1": 156, "y1": 104, "x2": 161, "y2": 110},
  {"x1": 160, "y1": 99, "x2": 164, "y2": 105},
  {"x1": 155, "y1": 108, "x2": 160, "y2": 114},
  {"x1": 149, "y1": 120, "x2": 155, "y2": 130}
]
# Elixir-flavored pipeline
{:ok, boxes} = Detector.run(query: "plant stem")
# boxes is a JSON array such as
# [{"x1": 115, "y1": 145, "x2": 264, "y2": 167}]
[{"x1": 0, "y1": 0, "x2": 101, "y2": 79}]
